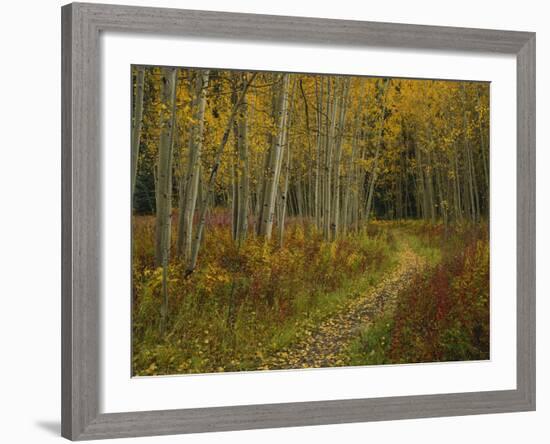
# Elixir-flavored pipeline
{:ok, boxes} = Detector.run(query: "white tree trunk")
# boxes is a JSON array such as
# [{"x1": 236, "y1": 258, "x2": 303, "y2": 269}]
[
  {"x1": 365, "y1": 78, "x2": 390, "y2": 222},
  {"x1": 258, "y1": 74, "x2": 290, "y2": 240},
  {"x1": 236, "y1": 79, "x2": 250, "y2": 243},
  {"x1": 331, "y1": 78, "x2": 350, "y2": 239},
  {"x1": 154, "y1": 67, "x2": 177, "y2": 332},
  {"x1": 185, "y1": 73, "x2": 257, "y2": 277},
  {"x1": 131, "y1": 67, "x2": 145, "y2": 200},
  {"x1": 176, "y1": 70, "x2": 210, "y2": 258}
]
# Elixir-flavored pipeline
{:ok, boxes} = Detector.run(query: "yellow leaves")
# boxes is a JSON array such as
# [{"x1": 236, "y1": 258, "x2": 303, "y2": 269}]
[
  {"x1": 145, "y1": 363, "x2": 157, "y2": 375},
  {"x1": 203, "y1": 263, "x2": 231, "y2": 287},
  {"x1": 356, "y1": 158, "x2": 375, "y2": 171},
  {"x1": 346, "y1": 253, "x2": 361, "y2": 270},
  {"x1": 329, "y1": 242, "x2": 338, "y2": 261},
  {"x1": 295, "y1": 225, "x2": 305, "y2": 240}
]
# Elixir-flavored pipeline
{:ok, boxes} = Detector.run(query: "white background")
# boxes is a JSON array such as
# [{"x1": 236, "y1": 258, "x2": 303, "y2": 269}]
[
  {"x1": 102, "y1": 34, "x2": 516, "y2": 413},
  {"x1": 0, "y1": 0, "x2": 546, "y2": 443}
]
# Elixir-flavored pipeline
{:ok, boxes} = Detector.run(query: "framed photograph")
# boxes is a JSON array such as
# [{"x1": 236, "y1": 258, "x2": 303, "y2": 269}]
[{"x1": 61, "y1": 2, "x2": 535, "y2": 440}]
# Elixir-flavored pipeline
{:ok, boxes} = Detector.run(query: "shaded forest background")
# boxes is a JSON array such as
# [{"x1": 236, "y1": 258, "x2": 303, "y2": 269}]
[{"x1": 131, "y1": 66, "x2": 490, "y2": 376}]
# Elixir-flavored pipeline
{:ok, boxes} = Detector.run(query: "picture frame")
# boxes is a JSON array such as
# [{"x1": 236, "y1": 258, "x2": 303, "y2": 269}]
[{"x1": 61, "y1": 2, "x2": 535, "y2": 440}]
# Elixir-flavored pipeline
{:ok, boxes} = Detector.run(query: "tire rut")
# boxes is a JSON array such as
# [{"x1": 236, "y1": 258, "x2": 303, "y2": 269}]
[{"x1": 264, "y1": 246, "x2": 425, "y2": 369}]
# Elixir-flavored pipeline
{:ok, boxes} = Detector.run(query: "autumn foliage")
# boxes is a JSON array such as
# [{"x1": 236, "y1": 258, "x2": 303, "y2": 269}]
[
  {"x1": 350, "y1": 223, "x2": 489, "y2": 365},
  {"x1": 132, "y1": 214, "x2": 395, "y2": 375},
  {"x1": 130, "y1": 66, "x2": 491, "y2": 375}
]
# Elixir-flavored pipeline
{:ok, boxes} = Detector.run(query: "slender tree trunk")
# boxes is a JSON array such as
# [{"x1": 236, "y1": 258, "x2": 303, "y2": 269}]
[
  {"x1": 155, "y1": 68, "x2": 177, "y2": 265},
  {"x1": 323, "y1": 78, "x2": 338, "y2": 240},
  {"x1": 343, "y1": 81, "x2": 366, "y2": 233},
  {"x1": 176, "y1": 70, "x2": 210, "y2": 258},
  {"x1": 154, "y1": 67, "x2": 177, "y2": 332},
  {"x1": 255, "y1": 144, "x2": 270, "y2": 236},
  {"x1": 258, "y1": 74, "x2": 291, "y2": 240},
  {"x1": 426, "y1": 146, "x2": 436, "y2": 223},
  {"x1": 231, "y1": 150, "x2": 239, "y2": 240},
  {"x1": 331, "y1": 78, "x2": 350, "y2": 239},
  {"x1": 131, "y1": 67, "x2": 146, "y2": 200},
  {"x1": 453, "y1": 144, "x2": 463, "y2": 222},
  {"x1": 365, "y1": 78, "x2": 390, "y2": 222},
  {"x1": 477, "y1": 94, "x2": 490, "y2": 193},
  {"x1": 236, "y1": 78, "x2": 250, "y2": 243},
  {"x1": 413, "y1": 138, "x2": 428, "y2": 220},
  {"x1": 298, "y1": 78, "x2": 314, "y2": 218},
  {"x1": 185, "y1": 73, "x2": 257, "y2": 277},
  {"x1": 314, "y1": 76, "x2": 323, "y2": 229},
  {"x1": 256, "y1": 80, "x2": 279, "y2": 236},
  {"x1": 468, "y1": 142, "x2": 480, "y2": 222},
  {"x1": 278, "y1": 138, "x2": 291, "y2": 247}
]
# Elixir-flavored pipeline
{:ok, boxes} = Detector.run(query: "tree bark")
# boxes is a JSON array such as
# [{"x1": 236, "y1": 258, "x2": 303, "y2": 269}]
[
  {"x1": 154, "y1": 67, "x2": 177, "y2": 332},
  {"x1": 236, "y1": 74, "x2": 250, "y2": 243},
  {"x1": 257, "y1": 74, "x2": 291, "y2": 241},
  {"x1": 176, "y1": 70, "x2": 210, "y2": 258},
  {"x1": 185, "y1": 73, "x2": 257, "y2": 277},
  {"x1": 365, "y1": 78, "x2": 390, "y2": 222},
  {"x1": 131, "y1": 67, "x2": 146, "y2": 200},
  {"x1": 314, "y1": 76, "x2": 324, "y2": 229},
  {"x1": 343, "y1": 81, "x2": 367, "y2": 233},
  {"x1": 331, "y1": 78, "x2": 350, "y2": 239},
  {"x1": 278, "y1": 137, "x2": 291, "y2": 247}
]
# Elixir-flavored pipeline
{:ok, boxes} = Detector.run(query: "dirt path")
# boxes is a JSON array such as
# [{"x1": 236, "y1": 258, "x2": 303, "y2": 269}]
[{"x1": 264, "y1": 244, "x2": 425, "y2": 369}]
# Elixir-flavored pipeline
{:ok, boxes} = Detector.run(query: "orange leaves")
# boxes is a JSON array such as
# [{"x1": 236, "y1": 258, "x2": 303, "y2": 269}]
[
  {"x1": 131, "y1": 213, "x2": 399, "y2": 375},
  {"x1": 389, "y1": 228, "x2": 489, "y2": 363}
]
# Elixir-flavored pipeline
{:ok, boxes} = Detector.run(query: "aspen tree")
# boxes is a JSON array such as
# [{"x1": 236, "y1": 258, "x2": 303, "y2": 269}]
[
  {"x1": 236, "y1": 73, "x2": 251, "y2": 243},
  {"x1": 314, "y1": 76, "x2": 324, "y2": 229},
  {"x1": 257, "y1": 73, "x2": 290, "y2": 240},
  {"x1": 154, "y1": 67, "x2": 177, "y2": 332},
  {"x1": 343, "y1": 80, "x2": 367, "y2": 233},
  {"x1": 277, "y1": 80, "x2": 297, "y2": 246},
  {"x1": 256, "y1": 79, "x2": 279, "y2": 236},
  {"x1": 176, "y1": 70, "x2": 210, "y2": 258},
  {"x1": 365, "y1": 78, "x2": 390, "y2": 222},
  {"x1": 230, "y1": 73, "x2": 252, "y2": 243},
  {"x1": 278, "y1": 135, "x2": 291, "y2": 247},
  {"x1": 185, "y1": 73, "x2": 257, "y2": 277},
  {"x1": 323, "y1": 78, "x2": 338, "y2": 240},
  {"x1": 331, "y1": 78, "x2": 350, "y2": 239},
  {"x1": 131, "y1": 66, "x2": 146, "y2": 201}
]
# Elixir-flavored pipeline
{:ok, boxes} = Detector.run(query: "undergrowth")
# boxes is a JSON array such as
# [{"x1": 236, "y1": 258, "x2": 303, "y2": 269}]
[
  {"x1": 349, "y1": 221, "x2": 489, "y2": 365},
  {"x1": 132, "y1": 215, "x2": 397, "y2": 375}
]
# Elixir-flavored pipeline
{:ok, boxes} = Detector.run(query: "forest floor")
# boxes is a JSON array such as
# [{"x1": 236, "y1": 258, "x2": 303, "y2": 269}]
[
  {"x1": 133, "y1": 219, "x2": 489, "y2": 375},
  {"x1": 262, "y1": 239, "x2": 426, "y2": 369}
]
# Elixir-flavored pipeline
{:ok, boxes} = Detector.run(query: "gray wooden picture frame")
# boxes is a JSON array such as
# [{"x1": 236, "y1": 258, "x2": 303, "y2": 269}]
[{"x1": 61, "y1": 2, "x2": 536, "y2": 440}]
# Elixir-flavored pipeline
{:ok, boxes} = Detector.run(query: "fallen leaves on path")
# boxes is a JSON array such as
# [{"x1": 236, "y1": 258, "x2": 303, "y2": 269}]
[{"x1": 261, "y1": 245, "x2": 426, "y2": 370}]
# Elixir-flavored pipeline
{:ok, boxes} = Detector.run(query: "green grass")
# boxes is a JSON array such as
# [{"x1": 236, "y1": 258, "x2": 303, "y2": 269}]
[
  {"x1": 132, "y1": 218, "x2": 400, "y2": 375},
  {"x1": 406, "y1": 233, "x2": 442, "y2": 266},
  {"x1": 346, "y1": 223, "x2": 489, "y2": 366},
  {"x1": 348, "y1": 315, "x2": 394, "y2": 366},
  {"x1": 132, "y1": 218, "x2": 489, "y2": 375},
  {"x1": 268, "y1": 255, "x2": 399, "y2": 353}
]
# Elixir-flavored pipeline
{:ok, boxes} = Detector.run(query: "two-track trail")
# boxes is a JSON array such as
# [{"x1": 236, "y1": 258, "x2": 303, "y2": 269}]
[{"x1": 264, "y1": 242, "x2": 426, "y2": 369}]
